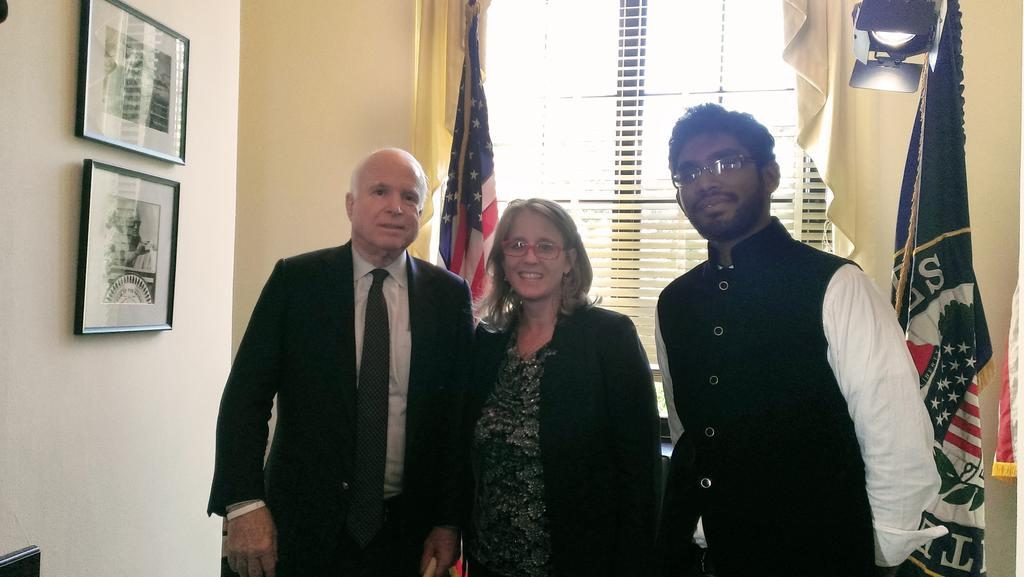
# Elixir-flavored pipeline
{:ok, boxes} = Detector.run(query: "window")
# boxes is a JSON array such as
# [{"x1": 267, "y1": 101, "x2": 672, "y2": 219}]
[{"x1": 485, "y1": 0, "x2": 832, "y2": 414}]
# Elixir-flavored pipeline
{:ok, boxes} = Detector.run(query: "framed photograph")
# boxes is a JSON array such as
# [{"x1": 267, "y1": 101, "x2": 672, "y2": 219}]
[
  {"x1": 0, "y1": 545, "x2": 40, "y2": 577},
  {"x1": 76, "y1": 0, "x2": 189, "y2": 164},
  {"x1": 75, "y1": 160, "x2": 179, "y2": 334}
]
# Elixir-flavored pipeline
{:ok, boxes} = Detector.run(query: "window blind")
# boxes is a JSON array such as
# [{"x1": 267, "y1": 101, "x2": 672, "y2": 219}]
[{"x1": 486, "y1": 0, "x2": 833, "y2": 413}]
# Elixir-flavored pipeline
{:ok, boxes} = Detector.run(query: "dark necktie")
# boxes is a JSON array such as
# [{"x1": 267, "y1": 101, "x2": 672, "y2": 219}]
[{"x1": 347, "y1": 268, "x2": 391, "y2": 547}]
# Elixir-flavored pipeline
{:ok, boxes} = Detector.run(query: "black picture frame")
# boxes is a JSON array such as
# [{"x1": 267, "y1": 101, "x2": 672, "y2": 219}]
[
  {"x1": 75, "y1": 160, "x2": 179, "y2": 334},
  {"x1": 0, "y1": 546, "x2": 40, "y2": 577},
  {"x1": 75, "y1": 0, "x2": 189, "y2": 164}
]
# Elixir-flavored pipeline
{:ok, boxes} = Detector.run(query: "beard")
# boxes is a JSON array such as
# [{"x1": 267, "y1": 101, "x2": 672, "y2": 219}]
[
  {"x1": 684, "y1": 194, "x2": 766, "y2": 242},
  {"x1": 682, "y1": 177, "x2": 771, "y2": 242}
]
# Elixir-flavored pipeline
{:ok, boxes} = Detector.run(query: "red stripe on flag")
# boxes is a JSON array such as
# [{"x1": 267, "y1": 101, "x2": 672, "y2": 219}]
[
  {"x1": 450, "y1": 209, "x2": 468, "y2": 275},
  {"x1": 961, "y1": 401, "x2": 981, "y2": 419},
  {"x1": 469, "y1": 254, "x2": 487, "y2": 298},
  {"x1": 944, "y1": 429, "x2": 983, "y2": 458},
  {"x1": 481, "y1": 203, "x2": 497, "y2": 234},
  {"x1": 951, "y1": 415, "x2": 982, "y2": 438}
]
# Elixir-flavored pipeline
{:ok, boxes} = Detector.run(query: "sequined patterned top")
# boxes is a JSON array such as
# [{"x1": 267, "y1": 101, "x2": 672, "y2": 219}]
[{"x1": 468, "y1": 335, "x2": 557, "y2": 577}]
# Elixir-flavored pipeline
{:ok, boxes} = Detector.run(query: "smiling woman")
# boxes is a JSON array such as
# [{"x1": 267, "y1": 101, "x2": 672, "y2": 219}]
[
  {"x1": 464, "y1": 198, "x2": 661, "y2": 577},
  {"x1": 478, "y1": 198, "x2": 592, "y2": 334},
  {"x1": 500, "y1": 210, "x2": 574, "y2": 322}
]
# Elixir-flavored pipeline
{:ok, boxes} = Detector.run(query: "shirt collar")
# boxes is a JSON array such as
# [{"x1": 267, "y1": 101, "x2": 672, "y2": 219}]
[
  {"x1": 352, "y1": 248, "x2": 408, "y2": 289},
  {"x1": 708, "y1": 217, "x2": 791, "y2": 269}
]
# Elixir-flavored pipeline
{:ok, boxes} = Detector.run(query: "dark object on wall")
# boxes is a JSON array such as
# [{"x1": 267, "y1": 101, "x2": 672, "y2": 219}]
[
  {"x1": 75, "y1": 160, "x2": 180, "y2": 334},
  {"x1": 0, "y1": 546, "x2": 41, "y2": 577},
  {"x1": 0, "y1": 0, "x2": 8, "y2": 23},
  {"x1": 76, "y1": 0, "x2": 189, "y2": 163}
]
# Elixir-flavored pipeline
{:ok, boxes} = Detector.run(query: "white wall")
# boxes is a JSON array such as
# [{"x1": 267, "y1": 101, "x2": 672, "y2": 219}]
[
  {"x1": 233, "y1": 0, "x2": 417, "y2": 349},
  {"x1": 0, "y1": 1, "x2": 239, "y2": 575}
]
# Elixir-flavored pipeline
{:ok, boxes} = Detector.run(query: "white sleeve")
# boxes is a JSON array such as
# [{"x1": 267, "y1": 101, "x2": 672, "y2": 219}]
[
  {"x1": 225, "y1": 499, "x2": 267, "y2": 520},
  {"x1": 655, "y1": 314, "x2": 685, "y2": 443},
  {"x1": 823, "y1": 264, "x2": 947, "y2": 567}
]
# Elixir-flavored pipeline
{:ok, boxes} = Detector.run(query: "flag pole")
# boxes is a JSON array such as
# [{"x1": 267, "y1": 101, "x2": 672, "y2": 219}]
[{"x1": 894, "y1": 66, "x2": 930, "y2": 321}]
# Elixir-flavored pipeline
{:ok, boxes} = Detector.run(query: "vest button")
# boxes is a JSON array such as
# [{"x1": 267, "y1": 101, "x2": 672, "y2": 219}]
[
  {"x1": 708, "y1": 375, "x2": 719, "y2": 385},
  {"x1": 718, "y1": 280, "x2": 729, "y2": 291},
  {"x1": 341, "y1": 481, "x2": 350, "y2": 491},
  {"x1": 704, "y1": 427, "x2": 715, "y2": 438},
  {"x1": 700, "y1": 477, "x2": 712, "y2": 489},
  {"x1": 713, "y1": 326, "x2": 724, "y2": 336}
]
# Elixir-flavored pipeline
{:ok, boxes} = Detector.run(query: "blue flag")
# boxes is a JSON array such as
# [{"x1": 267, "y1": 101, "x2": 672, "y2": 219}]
[{"x1": 891, "y1": 2, "x2": 992, "y2": 575}]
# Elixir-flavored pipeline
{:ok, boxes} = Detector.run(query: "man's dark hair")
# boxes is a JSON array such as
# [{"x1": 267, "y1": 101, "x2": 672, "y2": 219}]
[{"x1": 667, "y1": 103, "x2": 776, "y2": 175}]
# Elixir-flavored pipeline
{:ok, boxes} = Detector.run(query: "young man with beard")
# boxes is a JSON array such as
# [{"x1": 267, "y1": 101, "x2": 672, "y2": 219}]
[{"x1": 654, "y1": 104, "x2": 945, "y2": 577}]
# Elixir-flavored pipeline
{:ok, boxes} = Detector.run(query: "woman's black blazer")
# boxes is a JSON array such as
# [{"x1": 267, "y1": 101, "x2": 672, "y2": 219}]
[{"x1": 463, "y1": 305, "x2": 661, "y2": 577}]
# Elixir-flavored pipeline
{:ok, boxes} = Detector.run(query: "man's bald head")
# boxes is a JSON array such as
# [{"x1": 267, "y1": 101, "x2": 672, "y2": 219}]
[{"x1": 349, "y1": 148, "x2": 429, "y2": 212}]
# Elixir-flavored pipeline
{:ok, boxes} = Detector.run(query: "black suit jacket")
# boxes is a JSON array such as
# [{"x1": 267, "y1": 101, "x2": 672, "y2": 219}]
[
  {"x1": 464, "y1": 306, "x2": 661, "y2": 577},
  {"x1": 208, "y1": 243, "x2": 473, "y2": 574}
]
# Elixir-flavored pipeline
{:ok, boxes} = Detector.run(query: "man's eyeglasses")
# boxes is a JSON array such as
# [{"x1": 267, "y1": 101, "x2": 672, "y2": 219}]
[
  {"x1": 672, "y1": 155, "x2": 755, "y2": 190},
  {"x1": 501, "y1": 239, "x2": 563, "y2": 260}
]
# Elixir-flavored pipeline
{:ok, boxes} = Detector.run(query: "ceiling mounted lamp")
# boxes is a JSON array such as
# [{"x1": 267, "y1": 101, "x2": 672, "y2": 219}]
[{"x1": 850, "y1": 0, "x2": 941, "y2": 92}]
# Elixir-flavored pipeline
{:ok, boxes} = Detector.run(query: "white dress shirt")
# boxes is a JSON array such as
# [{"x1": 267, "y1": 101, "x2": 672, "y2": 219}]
[
  {"x1": 351, "y1": 249, "x2": 412, "y2": 498},
  {"x1": 656, "y1": 263, "x2": 946, "y2": 566}
]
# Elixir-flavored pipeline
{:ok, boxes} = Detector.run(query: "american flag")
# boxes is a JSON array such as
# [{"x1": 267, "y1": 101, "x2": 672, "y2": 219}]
[
  {"x1": 439, "y1": 1, "x2": 497, "y2": 301},
  {"x1": 907, "y1": 320, "x2": 984, "y2": 461},
  {"x1": 891, "y1": 2, "x2": 992, "y2": 575}
]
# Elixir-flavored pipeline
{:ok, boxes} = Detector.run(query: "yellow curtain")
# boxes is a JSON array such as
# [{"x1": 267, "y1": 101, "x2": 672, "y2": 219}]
[
  {"x1": 409, "y1": 0, "x2": 490, "y2": 261},
  {"x1": 782, "y1": 0, "x2": 921, "y2": 279}
]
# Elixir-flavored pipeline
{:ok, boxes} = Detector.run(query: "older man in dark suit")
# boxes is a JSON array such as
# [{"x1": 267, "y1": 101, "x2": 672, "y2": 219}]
[{"x1": 209, "y1": 148, "x2": 474, "y2": 577}]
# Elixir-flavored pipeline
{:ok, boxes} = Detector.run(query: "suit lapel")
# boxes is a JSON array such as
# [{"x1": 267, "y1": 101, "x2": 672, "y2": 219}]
[
  {"x1": 469, "y1": 328, "x2": 512, "y2": 421},
  {"x1": 539, "y1": 313, "x2": 582, "y2": 454},
  {"x1": 321, "y1": 243, "x2": 358, "y2": 426},
  {"x1": 405, "y1": 257, "x2": 428, "y2": 441}
]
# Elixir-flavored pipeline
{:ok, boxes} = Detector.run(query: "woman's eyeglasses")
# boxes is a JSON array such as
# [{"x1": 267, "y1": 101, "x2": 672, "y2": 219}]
[{"x1": 501, "y1": 240, "x2": 563, "y2": 260}]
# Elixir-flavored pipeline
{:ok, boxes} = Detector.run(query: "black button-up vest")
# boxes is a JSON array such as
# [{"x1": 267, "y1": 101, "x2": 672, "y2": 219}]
[{"x1": 658, "y1": 220, "x2": 875, "y2": 577}]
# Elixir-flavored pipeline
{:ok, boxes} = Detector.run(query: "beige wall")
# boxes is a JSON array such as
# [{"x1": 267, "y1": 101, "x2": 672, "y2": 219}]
[
  {"x1": 233, "y1": 0, "x2": 417, "y2": 349},
  {"x1": 961, "y1": 3, "x2": 1021, "y2": 576},
  {"x1": 0, "y1": 1, "x2": 239, "y2": 576}
]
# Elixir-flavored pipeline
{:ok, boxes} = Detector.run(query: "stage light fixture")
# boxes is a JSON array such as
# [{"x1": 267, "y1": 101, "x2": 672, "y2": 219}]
[{"x1": 850, "y1": 0, "x2": 939, "y2": 93}]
